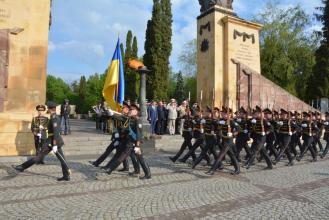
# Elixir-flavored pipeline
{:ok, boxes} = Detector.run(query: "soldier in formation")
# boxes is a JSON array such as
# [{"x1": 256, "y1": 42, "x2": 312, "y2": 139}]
[{"x1": 169, "y1": 104, "x2": 328, "y2": 175}]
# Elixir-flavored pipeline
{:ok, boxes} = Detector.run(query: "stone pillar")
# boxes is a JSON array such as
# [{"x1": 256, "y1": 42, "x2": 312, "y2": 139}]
[
  {"x1": 0, "y1": 0, "x2": 51, "y2": 156},
  {"x1": 197, "y1": 6, "x2": 262, "y2": 110}
]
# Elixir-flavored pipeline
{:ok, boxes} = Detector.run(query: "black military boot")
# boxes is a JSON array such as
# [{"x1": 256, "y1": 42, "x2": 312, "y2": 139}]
[
  {"x1": 12, "y1": 165, "x2": 25, "y2": 172},
  {"x1": 57, "y1": 176, "x2": 70, "y2": 181},
  {"x1": 89, "y1": 161, "x2": 99, "y2": 167},
  {"x1": 169, "y1": 156, "x2": 177, "y2": 163}
]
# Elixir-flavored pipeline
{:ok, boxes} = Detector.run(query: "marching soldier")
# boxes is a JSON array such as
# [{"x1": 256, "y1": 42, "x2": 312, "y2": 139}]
[
  {"x1": 245, "y1": 106, "x2": 273, "y2": 170},
  {"x1": 89, "y1": 101, "x2": 131, "y2": 172},
  {"x1": 235, "y1": 107, "x2": 252, "y2": 162},
  {"x1": 206, "y1": 106, "x2": 240, "y2": 175},
  {"x1": 31, "y1": 104, "x2": 49, "y2": 164},
  {"x1": 273, "y1": 109, "x2": 296, "y2": 166},
  {"x1": 169, "y1": 106, "x2": 197, "y2": 163},
  {"x1": 13, "y1": 102, "x2": 71, "y2": 181},
  {"x1": 296, "y1": 112, "x2": 318, "y2": 162},
  {"x1": 178, "y1": 106, "x2": 211, "y2": 165},
  {"x1": 104, "y1": 104, "x2": 151, "y2": 179},
  {"x1": 263, "y1": 108, "x2": 278, "y2": 159},
  {"x1": 191, "y1": 106, "x2": 218, "y2": 169}
]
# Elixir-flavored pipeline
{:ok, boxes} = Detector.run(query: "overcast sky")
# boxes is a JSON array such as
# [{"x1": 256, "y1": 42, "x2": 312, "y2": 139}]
[{"x1": 48, "y1": 0, "x2": 322, "y2": 82}]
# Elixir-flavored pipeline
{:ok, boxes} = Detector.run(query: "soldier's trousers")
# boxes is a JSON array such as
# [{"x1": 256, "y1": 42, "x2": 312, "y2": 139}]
[
  {"x1": 180, "y1": 138, "x2": 210, "y2": 164},
  {"x1": 299, "y1": 136, "x2": 317, "y2": 160},
  {"x1": 248, "y1": 135, "x2": 272, "y2": 168},
  {"x1": 171, "y1": 133, "x2": 196, "y2": 162},
  {"x1": 34, "y1": 137, "x2": 46, "y2": 163},
  {"x1": 94, "y1": 141, "x2": 129, "y2": 169},
  {"x1": 290, "y1": 133, "x2": 300, "y2": 157},
  {"x1": 266, "y1": 132, "x2": 277, "y2": 158},
  {"x1": 209, "y1": 140, "x2": 239, "y2": 172},
  {"x1": 313, "y1": 134, "x2": 323, "y2": 151},
  {"x1": 235, "y1": 133, "x2": 251, "y2": 161},
  {"x1": 135, "y1": 153, "x2": 151, "y2": 177},
  {"x1": 193, "y1": 135, "x2": 218, "y2": 168},
  {"x1": 275, "y1": 134, "x2": 293, "y2": 163},
  {"x1": 21, "y1": 146, "x2": 70, "y2": 177}
]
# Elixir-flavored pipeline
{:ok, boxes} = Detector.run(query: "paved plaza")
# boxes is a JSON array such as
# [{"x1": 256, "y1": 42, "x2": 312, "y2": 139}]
[{"x1": 1, "y1": 141, "x2": 329, "y2": 220}]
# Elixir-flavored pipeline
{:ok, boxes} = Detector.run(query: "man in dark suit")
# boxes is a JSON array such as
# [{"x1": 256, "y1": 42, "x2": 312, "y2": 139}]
[
  {"x1": 147, "y1": 101, "x2": 158, "y2": 135},
  {"x1": 156, "y1": 101, "x2": 165, "y2": 135}
]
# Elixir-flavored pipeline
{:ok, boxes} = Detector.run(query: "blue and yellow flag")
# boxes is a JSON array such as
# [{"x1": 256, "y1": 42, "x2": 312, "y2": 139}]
[{"x1": 103, "y1": 38, "x2": 125, "y2": 110}]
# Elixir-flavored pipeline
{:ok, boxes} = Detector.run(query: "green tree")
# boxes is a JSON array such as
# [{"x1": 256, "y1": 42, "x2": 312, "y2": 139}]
[
  {"x1": 253, "y1": 2, "x2": 317, "y2": 100},
  {"x1": 77, "y1": 76, "x2": 86, "y2": 114},
  {"x1": 132, "y1": 36, "x2": 140, "y2": 99},
  {"x1": 120, "y1": 43, "x2": 125, "y2": 59},
  {"x1": 309, "y1": 0, "x2": 329, "y2": 99},
  {"x1": 178, "y1": 39, "x2": 197, "y2": 76},
  {"x1": 184, "y1": 76, "x2": 197, "y2": 104},
  {"x1": 174, "y1": 71, "x2": 185, "y2": 103},
  {"x1": 124, "y1": 30, "x2": 138, "y2": 101},
  {"x1": 46, "y1": 75, "x2": 70, "y2": 103},
  {"x1": 144, "y1": 0, "x2": 173, "y2": 100}
]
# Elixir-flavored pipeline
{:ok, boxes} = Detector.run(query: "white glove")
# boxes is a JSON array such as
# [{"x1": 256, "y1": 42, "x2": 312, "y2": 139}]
[
  {"x1": 277, "y1": 121, "x2": 283, "y2": 126},
  {"x1": 200, "y1": 128, "x2": 204, "y2": 133},
  {"x1": 211, "y1": 131, "x2": 215, "y2": 135},
  {"x1": 324, "y1": 122, "x2": 329, "y2": 126},
  {"x1": 243, "y1": 129, "x2": 248, "y2": 134},
  {"x1": 52, "y1": 145, "x2": 58, "y2": 154},
  {"x1": 39, "y1": 125, "x2": 44, "y2": 129},
  {"x1": 107, "y1": 109, "x2": 114, "y2": 116},
  {"x1": 114, "y1": 141, "x2": 119, "y2": 147},
  {"x1": 289, "y1": 132, "x2": 293, "y2": 136},
  {"x1": 251, "y1": 119, "x2": 257, "y2": 124},
  {"x1": 134, "y1": 147, "x2": 141, "y2": 155},
  {"x1": 267, "y1": 122, "x2": 271, "y2": 126},
  {"x1": 301, "y1": 124, "x2": 307, "y2": 128},
  {"x1": 192, "y1": 120, "x2": 196, "y2": 124},
  {"x1": 37, "y1": 133, "x2": 42, "y2": 138},
  {"x1": 237, "y1": 118, "x2": 242, "y2": 123},
  {"x1": 188, "y1": 128, "x2": 192, "y2": 131},
  {"x1": 200, "y1": 119, "x2": 206, "y2": 124},
  {"x1": 261, "y1": 132, "x2": 266, "y2": 136},
  {"x1": 227, "y1": 132, "x2": 233, "y2": 137},
  {"x1": 219, "y1": 120, "x2": 225, "y2": 125},
  {"x1": 114, "y1": 132, "x2": 119, "y2": 139}
]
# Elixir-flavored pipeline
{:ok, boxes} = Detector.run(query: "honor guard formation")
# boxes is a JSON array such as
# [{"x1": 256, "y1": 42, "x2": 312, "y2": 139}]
[
  {"x1": 169, "y1": 105, "x2": 329, "y2": 175},
  {"x1": 10, "y1": 100, "x2": 329, "y2": 181}
]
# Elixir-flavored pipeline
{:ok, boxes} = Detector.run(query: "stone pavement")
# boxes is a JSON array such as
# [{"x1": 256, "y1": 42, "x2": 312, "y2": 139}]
[{"x1": 1, "y1": 144, "x2": 329, "y2": 220}]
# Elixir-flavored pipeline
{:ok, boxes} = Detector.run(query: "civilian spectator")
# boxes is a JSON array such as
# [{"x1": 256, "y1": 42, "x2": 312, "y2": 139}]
[
  {"x1": 156, "y1": 101, "x2": 165, "y2": 135},
  {"x1": 92, "y1": 102, "x2": 103, "y2": 130},
  {"x1": 191, "y1": 103, "x2": 198, "y2": 116},
  {"x1": 147, "y1": 101, "x2": 158, "y2": 135},
  {"x1": 166, "y1": 99, "x2": 177, "y2": 135},
  {"x1": 177, "y1": 100, "x2": 188, "y2": 135}
]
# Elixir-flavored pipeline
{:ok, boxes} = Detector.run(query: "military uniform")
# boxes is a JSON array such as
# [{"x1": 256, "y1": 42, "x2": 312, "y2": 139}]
[
  {"x1": 297, "y1": 114, "x2": 318, "y2": 162},
  {"x1": 207, "y1": 113, "x2": 240, "y2": 175},
  {"x1": 169, "y1": 114, "x2": 196, "y2": 162},
  {"x1": 14, "y1": 102, "x2": 71, "y2": 181},
  {"x1": 274, "y1": 110, "x2": 297, "y2": 166},
  {"x1": 31, "y1": 105, "x2": 49, "y2": 164},
  {"x1": 192, "y1": 111, "x2": 218, "y2": 169},
  {"x1": 235, "y1": 112, "x2": 252, "y2": 162},
  {"x1": 179, "y1": 114, "x2": 211, "y2": 164},
  {"x1": 245, "y1": 109, "x2": 273, "y2": 169},
  {"x1": 105, "y1": 104, "x2": 151, "y2": 179}
]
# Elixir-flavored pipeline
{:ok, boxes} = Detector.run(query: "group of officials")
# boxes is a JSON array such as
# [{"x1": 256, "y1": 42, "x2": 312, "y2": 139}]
[
  {"x1": 12, "y1": 101, "x2": 151, "y2": 181},
  {"x1": 169, "y1": 105, "x2": 329, "y2": 175}
]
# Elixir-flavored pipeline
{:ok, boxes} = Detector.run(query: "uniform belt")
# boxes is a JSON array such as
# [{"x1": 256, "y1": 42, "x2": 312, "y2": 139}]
[{"x1": 48, "y1": 133, "x2": 53, "y2": 137}]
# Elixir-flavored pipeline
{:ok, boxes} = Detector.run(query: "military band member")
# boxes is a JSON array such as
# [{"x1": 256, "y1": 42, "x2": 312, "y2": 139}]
[
  {"x1": 320, "y1": 112, "x2": 329, "y2": 158},
  {"x1": 169, "y1": 106, "x2": 196, "y2": 163},
  {"x1": 31, "y1": 104, "x2": 49, "y2": 164},
  {"x1": 13, "y1": 102, "x2": 71, "y2": 181}
]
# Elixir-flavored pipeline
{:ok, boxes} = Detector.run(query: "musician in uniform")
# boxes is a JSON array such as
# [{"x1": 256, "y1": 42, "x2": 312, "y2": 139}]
[{"x1": 31, "y1": 104, "x2": 49, "y2": 164}]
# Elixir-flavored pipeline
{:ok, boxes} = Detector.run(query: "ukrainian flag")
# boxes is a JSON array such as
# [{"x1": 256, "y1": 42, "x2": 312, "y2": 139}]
[{"x1": 103, "y1": 38, "x2": 125, "y2": 110}]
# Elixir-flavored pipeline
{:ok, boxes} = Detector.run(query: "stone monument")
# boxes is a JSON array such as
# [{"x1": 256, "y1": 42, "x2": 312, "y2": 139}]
[
  {"x1": 196, "y1": 0, "x2": 314, "y2": 112},
  {"x1": 0, "y1": 0, "x2": 51, "y2": 156}
]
